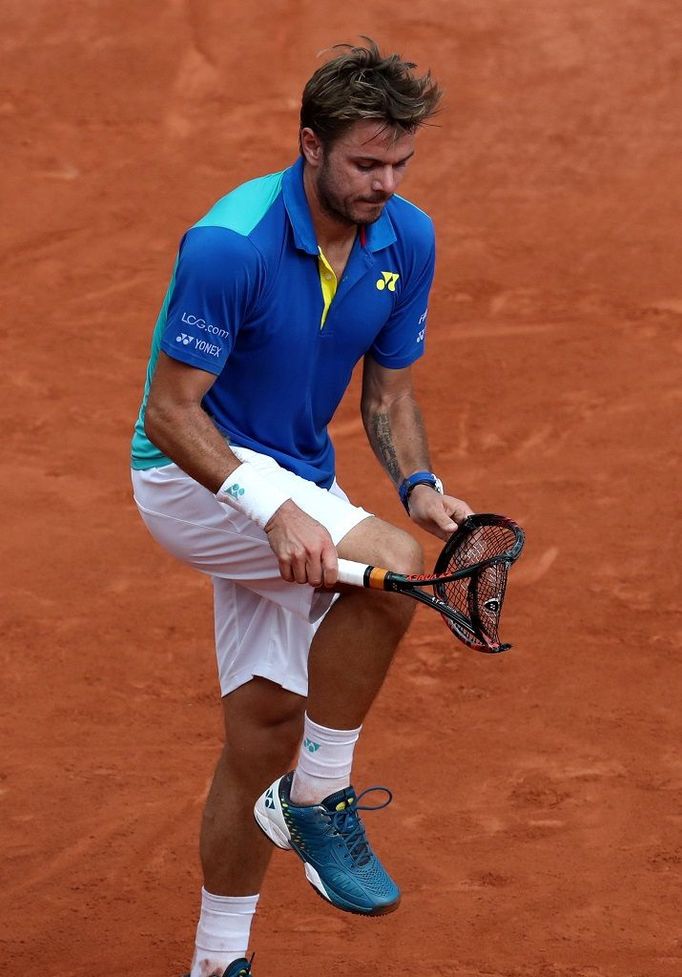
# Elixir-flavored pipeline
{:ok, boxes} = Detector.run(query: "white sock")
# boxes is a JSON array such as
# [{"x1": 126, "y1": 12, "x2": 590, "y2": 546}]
[
  {"x1": 290, "y1": 713, "x2": 362, "y2": 804},
  {"x1": 190, "y1": 888, "x2": 259, "y2": 977}
]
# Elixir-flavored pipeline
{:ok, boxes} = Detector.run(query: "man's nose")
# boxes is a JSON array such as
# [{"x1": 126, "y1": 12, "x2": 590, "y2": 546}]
[{"x1": 371, "y1": 166, "x2": 397, "y2": 195}]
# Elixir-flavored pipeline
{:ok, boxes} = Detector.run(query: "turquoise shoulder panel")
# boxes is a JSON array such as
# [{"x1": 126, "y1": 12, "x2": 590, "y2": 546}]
[
  {"x1": 130, "y1": 260, "x2": 178, "y2": 470},
  {"x1": 193, "y1": 170, "x2": 285, "y2": 234}
]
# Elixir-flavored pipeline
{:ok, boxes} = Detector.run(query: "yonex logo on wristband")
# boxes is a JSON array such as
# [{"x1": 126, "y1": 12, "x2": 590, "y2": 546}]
[
  {"x1": 216, "y1": 463, "x2": 291, "y2": 529},
  {"x1": 225, "y1": 484, "x2": 245, "y2": 499}
]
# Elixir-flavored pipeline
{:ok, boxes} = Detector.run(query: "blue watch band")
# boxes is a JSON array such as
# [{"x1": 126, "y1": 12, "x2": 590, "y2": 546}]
[{"x1": 398, "y1": 471, "x2": 443, "y2": 511}]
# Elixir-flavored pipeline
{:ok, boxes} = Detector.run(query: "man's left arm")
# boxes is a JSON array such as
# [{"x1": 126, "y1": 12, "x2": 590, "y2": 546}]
[{"x1": 361, "y1": 356, "x2": 474, "y2": 541}]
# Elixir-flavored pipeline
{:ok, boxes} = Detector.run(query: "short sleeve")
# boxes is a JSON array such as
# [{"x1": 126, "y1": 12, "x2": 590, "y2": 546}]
[
  {"x1": 369, "y1": 237, "x2": 435, "y2": 369},
  {"x1": 160, "y1": 226, "x2": 263, "y2": 375}
]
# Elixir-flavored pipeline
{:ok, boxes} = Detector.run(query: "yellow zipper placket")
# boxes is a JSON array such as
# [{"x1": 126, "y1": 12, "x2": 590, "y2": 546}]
[{"x1": 318, "y1": 248, "x2": 338, "y2": 329}]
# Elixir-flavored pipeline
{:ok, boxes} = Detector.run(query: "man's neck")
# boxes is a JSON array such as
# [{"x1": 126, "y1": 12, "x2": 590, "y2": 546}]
[{"x1": 302, "y1": 165, "x2": 357, "y2": 254}]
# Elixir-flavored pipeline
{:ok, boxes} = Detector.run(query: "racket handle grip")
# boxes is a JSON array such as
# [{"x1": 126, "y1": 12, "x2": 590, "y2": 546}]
[
  {"x1": 337, "y1": 559, "x2": 393, "y2": 590},
  {"x1": 336, "y1": 558, "x2": 371, "y2": 587}
]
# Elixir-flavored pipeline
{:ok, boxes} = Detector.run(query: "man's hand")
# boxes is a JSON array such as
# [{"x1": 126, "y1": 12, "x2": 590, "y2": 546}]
[
  {"x1": 265, "y1": 500, "x2": 338, "y2": 587},
  {"x1": 407, "y1": 485, "x2": 474, "y2": 541}
]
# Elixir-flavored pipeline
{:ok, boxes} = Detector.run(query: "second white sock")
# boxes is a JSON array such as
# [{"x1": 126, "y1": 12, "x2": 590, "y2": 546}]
[
  {"x1": 190, "y1": 888, "x2": 258, "y2": 977},
  {"x1": 290, "y1": 713, "x2": 362, "y2": 804}
]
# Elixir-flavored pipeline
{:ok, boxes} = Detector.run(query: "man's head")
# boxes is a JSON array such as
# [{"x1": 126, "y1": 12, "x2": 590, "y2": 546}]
[{"x1": 299, "y1": 40, "x2": 442, "y2": 226}]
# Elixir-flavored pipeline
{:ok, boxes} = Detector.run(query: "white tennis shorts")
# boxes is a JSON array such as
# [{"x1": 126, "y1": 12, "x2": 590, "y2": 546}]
[{"x1": 131, "y1": 446, "x2": 372, "y2": 698}]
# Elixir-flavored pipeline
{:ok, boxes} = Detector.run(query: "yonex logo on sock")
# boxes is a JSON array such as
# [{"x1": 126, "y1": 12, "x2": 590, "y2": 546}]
[{"x1": 303, "y1": 737, "x2": 320, "y2": 753}]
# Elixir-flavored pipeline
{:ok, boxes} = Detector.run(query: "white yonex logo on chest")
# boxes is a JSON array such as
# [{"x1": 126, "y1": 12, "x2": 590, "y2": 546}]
[{"x1": 376, "y1": 271, "x2": 400, "y2": 291}]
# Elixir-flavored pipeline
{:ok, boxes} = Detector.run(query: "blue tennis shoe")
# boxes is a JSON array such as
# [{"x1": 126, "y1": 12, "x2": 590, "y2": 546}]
[
  {"x1": 254, "y1": 771, "x2": 400, "y2": 916},
  {"x1": 181, "y1": 957, "x2": 252, "y2": 977},
  {"x1": 223, "y1": 961, "x2": 252, "y2": 977}
]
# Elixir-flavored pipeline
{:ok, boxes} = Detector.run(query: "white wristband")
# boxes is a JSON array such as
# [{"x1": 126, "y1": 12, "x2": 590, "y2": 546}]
[{"x1": 215, "y1": 462, "x2": 292, "y2": 529}]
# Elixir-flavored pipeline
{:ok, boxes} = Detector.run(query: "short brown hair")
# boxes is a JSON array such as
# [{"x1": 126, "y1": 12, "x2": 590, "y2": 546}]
[{"x1": 300, "y1": 38, "x2": 442, "y2": 149}]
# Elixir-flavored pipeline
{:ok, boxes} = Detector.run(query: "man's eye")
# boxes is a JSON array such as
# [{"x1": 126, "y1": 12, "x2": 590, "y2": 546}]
[{"x1": 356, "y1": 162, "x2": 374, "y2": 171}]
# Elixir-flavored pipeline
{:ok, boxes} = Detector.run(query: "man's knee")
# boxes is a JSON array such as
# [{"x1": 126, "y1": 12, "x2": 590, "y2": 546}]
[
  {"x1": 380, "y1": 529, "x2": 423, "y2": 576},
  {"x1": 222, "y1": 678, "x2": 305, "y2": 779},
  {"x1": 339, "y1": 517, "x2": 424, "y2": 576}
]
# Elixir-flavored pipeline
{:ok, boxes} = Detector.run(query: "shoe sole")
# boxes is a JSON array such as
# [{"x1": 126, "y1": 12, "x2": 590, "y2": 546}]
[{"x1": 253, "y1": 779, "x2": 400, "y2": 917}]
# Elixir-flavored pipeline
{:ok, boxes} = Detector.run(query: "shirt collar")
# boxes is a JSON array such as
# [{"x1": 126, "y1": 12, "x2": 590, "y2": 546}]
[{"x1": 282, "y1": 156, "x2": 397, "y2": 256}]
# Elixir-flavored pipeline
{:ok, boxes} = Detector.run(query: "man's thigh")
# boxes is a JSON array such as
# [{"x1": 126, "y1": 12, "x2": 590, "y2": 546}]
[{"x1": 337, "y1": 513, "x2": 424, "y2": 575}]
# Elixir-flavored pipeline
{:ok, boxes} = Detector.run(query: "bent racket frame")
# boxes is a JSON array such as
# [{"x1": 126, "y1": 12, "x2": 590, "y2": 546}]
[{"x1": 336, "y1": 513, "x2": 525, "y2": 653}]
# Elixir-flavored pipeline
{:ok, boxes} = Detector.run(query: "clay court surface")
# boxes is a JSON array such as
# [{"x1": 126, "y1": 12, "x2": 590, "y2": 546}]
[{"x1": 2, "y1": 2, "x2": 681, "y2": 975}]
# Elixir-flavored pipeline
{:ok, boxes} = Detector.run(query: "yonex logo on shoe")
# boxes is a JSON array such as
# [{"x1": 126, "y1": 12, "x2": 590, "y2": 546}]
[
  {"x1": 303, "y1": 738, "x2": 320, "y2": 753},
  {"x1": 264, "y1": 787, "x2": 275, "y2": 809}
]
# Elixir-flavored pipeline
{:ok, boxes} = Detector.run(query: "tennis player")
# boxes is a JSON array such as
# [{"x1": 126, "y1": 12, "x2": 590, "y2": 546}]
[{"x1": 131, "y1": 39, "x2": 473, "y2": 977}]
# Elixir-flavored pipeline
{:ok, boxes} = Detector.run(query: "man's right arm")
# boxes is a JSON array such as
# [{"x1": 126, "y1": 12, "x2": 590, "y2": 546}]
[
  {"x1": 144, "y1": 352, "x2": 338, "y2": 586},
  {"x1": 145, "y1": 352, "x2": 242, "y2": 492}
]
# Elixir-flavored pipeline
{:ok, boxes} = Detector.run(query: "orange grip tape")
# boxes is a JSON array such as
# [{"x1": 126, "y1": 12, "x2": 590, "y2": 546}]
[{"x1": 368, "y1": 567, "x2": 389, "y2": 589}]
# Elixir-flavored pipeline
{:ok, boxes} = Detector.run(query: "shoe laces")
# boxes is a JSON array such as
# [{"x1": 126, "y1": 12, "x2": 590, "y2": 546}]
[{"x1": 326, "y1": 787, "x2": 393, "y2": 867}]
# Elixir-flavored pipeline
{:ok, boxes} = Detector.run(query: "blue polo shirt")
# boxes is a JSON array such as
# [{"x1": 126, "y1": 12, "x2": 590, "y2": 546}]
[{"x1": 131, "y1": 157, "x2": 435, "y2": 487}]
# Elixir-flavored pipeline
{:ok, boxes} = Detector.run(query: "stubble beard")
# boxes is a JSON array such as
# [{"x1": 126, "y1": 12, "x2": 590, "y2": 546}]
[{"x1": 316, "y1": 160, "x2": 386, "y2": 228}]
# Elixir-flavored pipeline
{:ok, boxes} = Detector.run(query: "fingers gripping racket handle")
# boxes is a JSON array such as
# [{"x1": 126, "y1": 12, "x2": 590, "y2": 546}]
[{"x1": 336, "y1": 558, "x2": 395, "y2": 590}]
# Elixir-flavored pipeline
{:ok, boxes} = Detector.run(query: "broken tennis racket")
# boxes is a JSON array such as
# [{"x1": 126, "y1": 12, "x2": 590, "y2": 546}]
[{"x1": 336, "y1": 513, "x2": 525, "y2": 653}]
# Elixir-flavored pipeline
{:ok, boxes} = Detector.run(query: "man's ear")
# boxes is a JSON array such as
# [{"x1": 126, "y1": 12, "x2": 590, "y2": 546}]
[{"x1": 300, "y1": 127, "x2": 324, "y2": 168}]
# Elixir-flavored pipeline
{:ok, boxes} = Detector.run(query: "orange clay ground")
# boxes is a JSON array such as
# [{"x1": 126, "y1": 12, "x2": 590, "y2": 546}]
[{"x1": 2, "y1": 3, "x2": 681, "y2": 975}]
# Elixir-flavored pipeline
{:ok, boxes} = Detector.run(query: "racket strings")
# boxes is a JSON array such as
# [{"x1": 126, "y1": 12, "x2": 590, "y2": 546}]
[
  {"x1": 468, "y1": 562, "x2": 509, "y2": 644},
  {"x1": 435, "y1": 522, "x2": 518, "y2": 650},
  {"x1": 445, "y1": 522, "x2": 518, "y2": 570}
]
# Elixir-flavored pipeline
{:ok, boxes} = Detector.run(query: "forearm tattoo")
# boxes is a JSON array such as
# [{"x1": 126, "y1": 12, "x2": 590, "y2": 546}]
[
  {"x1": 369, "y1": 411, "x2": 402, "y2": 485},
  {"x1": 368, "y1": 402, "x2": 431, "y2": 486}
]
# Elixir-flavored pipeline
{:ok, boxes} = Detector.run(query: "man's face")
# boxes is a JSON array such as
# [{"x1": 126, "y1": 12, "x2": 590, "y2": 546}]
[{"x1": 312, "y1": 120, "x2": 416, "y2": 226}]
